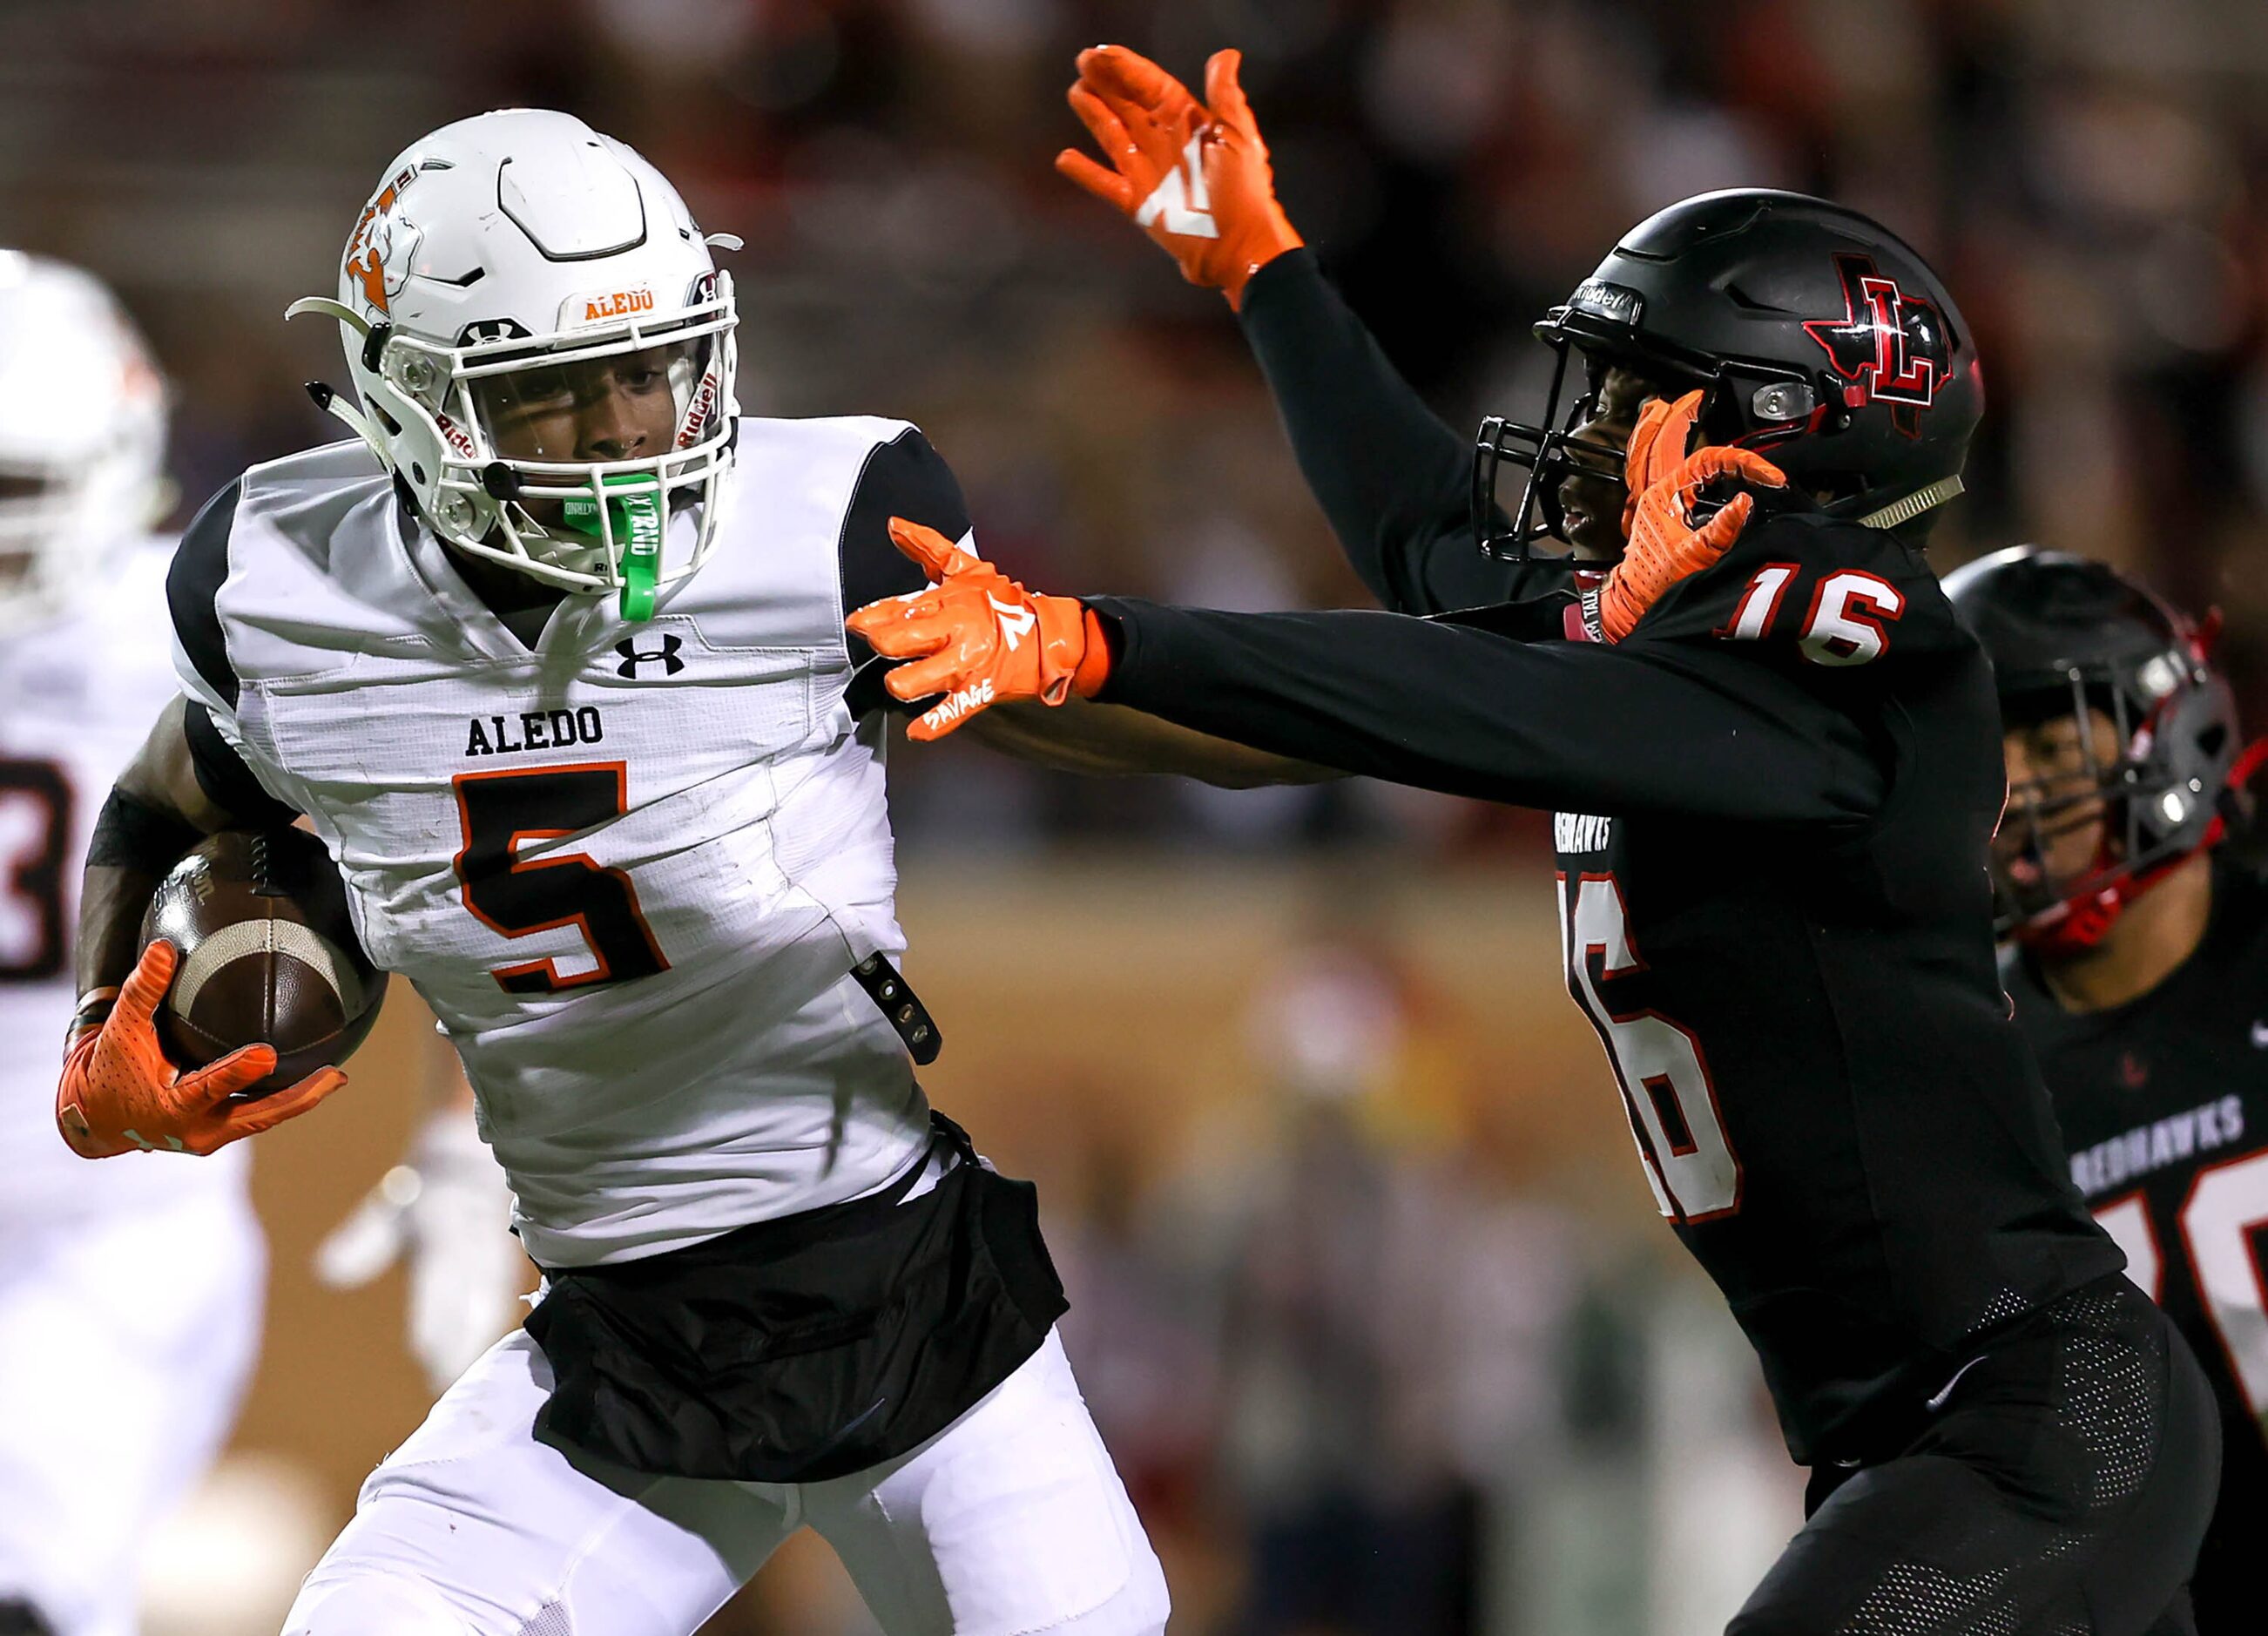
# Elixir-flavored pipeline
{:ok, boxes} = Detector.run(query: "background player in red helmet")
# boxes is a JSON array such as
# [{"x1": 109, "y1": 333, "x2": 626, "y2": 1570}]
[{"x1": 1948, "y1": 545, "x2": 2268, "y2": 1634}]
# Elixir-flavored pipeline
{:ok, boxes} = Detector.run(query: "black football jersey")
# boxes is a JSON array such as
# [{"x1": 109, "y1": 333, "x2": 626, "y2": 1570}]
[
  {"x1": 1089, "y1": 506, "x2": 2123, "y2": 1464},
  {"x1": 2007, "y1": 850, "x2": 2268, "y2": 1630}
]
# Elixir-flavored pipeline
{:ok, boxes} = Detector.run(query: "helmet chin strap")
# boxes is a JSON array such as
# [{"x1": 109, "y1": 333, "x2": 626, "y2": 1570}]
[
  {"x1": 2017, "y1": 735, "x2": 2268, "y2": 958},
  {"x1": 2019, "y1": 843, "x2": 2205, "y2": 958},
  {"x1": 284, "y1": 297, "x2": 393, "y2": 452}
]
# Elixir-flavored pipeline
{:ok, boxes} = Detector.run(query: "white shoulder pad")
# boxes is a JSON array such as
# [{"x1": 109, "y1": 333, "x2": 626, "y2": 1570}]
[{"x1": 222, "y1": 441, "x2": 434, "y2": 683}]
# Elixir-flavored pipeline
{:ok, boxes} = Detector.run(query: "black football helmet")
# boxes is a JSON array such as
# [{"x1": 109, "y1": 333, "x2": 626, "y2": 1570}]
[
  {"x1": 1473, "y1": 189, "x2": 1985, "y2": 561},
  {"x1": 1943, "y1": 545, "x2": 2247, "y2": 950}
]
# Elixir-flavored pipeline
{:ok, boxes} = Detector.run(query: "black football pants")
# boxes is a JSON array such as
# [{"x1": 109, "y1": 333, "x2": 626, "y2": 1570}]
[
  {"x1": 2186, "y1": 1435, "x2": 2268, "y2": 1633},
  {"x1": 1728, "y1": 1276, "x2": 2219, "y2": 1636}
]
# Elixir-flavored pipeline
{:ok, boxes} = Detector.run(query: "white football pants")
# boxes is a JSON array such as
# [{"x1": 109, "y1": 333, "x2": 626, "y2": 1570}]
[
  {"x1": 283, "y1": 1327, "x2": 1168, "y2": 1636},
  {"x1": 0, "y1": 1188, "x2": 266, "y2": 1636}
]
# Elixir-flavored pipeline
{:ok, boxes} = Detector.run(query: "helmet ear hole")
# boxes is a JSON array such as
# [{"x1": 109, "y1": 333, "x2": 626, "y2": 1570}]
[{"x1": 410, "y1": 463, "x2": 427, "y2": 485}]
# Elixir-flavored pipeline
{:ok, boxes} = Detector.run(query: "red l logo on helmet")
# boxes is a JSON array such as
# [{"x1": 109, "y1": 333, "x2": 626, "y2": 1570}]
[{"x1": 1802, "y1": 254, "x2": 1950, "y2": 436}]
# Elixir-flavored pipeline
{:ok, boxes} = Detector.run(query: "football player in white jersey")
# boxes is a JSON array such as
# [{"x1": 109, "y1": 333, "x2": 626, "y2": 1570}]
[
  {"x1": 55, "y1": 112, "x2": 1305, "y2": 1636},
  {"x1": 0, "y1": 253, "x2": 261, "y2": 1636}
]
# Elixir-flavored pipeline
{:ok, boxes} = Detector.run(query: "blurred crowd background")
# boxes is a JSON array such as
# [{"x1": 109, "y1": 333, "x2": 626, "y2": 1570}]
[{"x1": 7, "y1": 0, "x2": 2268, "y2": 1632}]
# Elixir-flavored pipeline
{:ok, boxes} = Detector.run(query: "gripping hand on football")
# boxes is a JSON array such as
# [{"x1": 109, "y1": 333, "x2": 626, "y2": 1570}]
[
  {"x1": 1056, "y1": 45, "x2": 1303, "y2": 309},
  {"x1": 57, "y1": 938, "x2": 348, "y2": 1159},
  {"x1": 1599, "y1": 390, "x2": 1787, "y2": 643},
  {"x1": 845, "y1": 519, "x2": 1110, "y2": 742}
]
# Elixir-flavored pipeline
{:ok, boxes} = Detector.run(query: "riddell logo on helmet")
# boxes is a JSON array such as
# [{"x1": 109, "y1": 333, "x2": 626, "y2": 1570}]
[
  {"x1": 674, "y1": 367, "x2": 720, "y2": 449},
  {"x1": 577, "y1": 287, "x2": 656, "y2": 325},
  {"x1": 1801, "y1": 253, "x2": 1953, "y2": 438},
  {"x1": 433, "y1": 411, "x2": 476, "y2": 459}
]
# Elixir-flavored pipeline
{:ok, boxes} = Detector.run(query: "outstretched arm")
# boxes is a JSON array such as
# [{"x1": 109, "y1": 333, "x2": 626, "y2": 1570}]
[
  {"x1": 1058, "y1": 45, "x2": 1540, "y2": 616},
  {"x1": 962, "y1": 696, "x2": 1337, "y2": 788},
  {"x1": 1238, "y1": 250, "x2": 1527, "y2": 615},
  {"x1": 835, "y1": 429, "x2": 1335, "y2": 787},
  {"x1": 1082, "y1": 599, "x2": 1883, "y2": 825},
  {"x1": 852, "y1": 517, "x2": 1335, "y2": 785},
  {"x1": 847, "y1": 477, "x2": 1865, "y2": 827}
]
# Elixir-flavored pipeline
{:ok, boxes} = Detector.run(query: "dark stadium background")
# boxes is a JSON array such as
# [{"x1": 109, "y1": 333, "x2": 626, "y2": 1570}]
[{"x1": 4, "y1": 2, "x2": 2264, "y2": 1632}]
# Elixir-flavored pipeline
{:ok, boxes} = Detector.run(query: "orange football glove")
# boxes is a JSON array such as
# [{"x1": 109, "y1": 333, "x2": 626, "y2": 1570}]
[
  {"x1": 1600, "y1": 390, "x2": 1787, "y2": 643},
  {"x1": 1056, "y1": 45, "x2": 1304, "y2": 310},
  {"x1": 1620, "y1": 389, "x2": 1704, "y2": 536},
  {"x1": 57, "y1": 939, "x2": 348, "y2": 1159},
  {"x1": 845, "y1": 518, "x2": 1110, "y2": 742}
]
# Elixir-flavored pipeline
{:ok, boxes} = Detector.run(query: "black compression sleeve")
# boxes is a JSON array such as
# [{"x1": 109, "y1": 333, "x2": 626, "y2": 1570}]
[
  {"x1": 1238, "y1": 252, "x2": 1541, "y2": 617},
  {"x1": 183, "y1": 703, "x2": 300, "y2": 827},
  {"x1": 1087, "y1": 597, "x2": 1885, "y2": 826},
  {"x1": 87, "y1": 788, "x2": 200, "y2": 872}
]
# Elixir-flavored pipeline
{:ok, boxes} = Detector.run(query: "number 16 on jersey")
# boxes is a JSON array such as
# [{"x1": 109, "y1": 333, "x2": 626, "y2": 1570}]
[{"x1": 1561, "y1": 871, "x2": 1745, "y2": 1221}]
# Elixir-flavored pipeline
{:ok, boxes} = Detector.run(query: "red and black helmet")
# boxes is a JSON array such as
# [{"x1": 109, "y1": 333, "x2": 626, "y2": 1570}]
[
  {"x1": 1474, "y1": 189, "x2": 1985, "y2": 560},
  {"x1": 1943, "y1": 545, "x2": 2253, "y2": 953}
]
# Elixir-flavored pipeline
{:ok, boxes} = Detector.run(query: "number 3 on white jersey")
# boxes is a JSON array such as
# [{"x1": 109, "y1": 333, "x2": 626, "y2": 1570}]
[{"x1": 1562, "y1": 873, "x2": 1743, "y2": 1221}]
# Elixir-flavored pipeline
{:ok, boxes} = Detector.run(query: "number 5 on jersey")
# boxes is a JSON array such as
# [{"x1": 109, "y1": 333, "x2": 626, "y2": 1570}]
[
  {"x1": 1563, "y1": 872, "x2": 1743, "y2": 1221},
  {"x1": 453, "y1": 764, "x2": 669, "y2": 992}
]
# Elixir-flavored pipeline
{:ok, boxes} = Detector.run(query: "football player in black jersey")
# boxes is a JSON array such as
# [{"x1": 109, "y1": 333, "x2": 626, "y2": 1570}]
[
  {"x1": 847, "y1": 46, "x2": 2224, "y2": 1634},
  {"x1": 1947, "y1": 548, "x2": 2268, "y2": 1634}
]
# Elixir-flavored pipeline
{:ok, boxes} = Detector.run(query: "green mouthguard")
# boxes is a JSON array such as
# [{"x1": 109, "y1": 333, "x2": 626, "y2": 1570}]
[{"x1": 562, "y1": 474, "x2": 664, "y2": 622}]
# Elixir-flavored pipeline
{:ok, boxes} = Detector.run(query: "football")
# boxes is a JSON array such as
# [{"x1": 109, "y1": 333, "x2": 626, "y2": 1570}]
[{"x1": 138, "y1": 828, "x2": 388, "y2": 1096}]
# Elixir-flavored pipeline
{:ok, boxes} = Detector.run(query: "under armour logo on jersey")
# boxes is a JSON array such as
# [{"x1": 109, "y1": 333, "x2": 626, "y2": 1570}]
[
  {"x1": 989, "y1": 594, "x2": 1036, "y2": 651},
  {"x1": 615, "y1": 634, "x2": 685, "y2": 678},
  {"x1": 1135, "y1": 134, "x2": 1220, "y2": 240}
]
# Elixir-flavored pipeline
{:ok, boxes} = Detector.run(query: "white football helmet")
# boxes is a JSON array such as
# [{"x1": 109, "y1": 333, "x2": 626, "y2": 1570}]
[
  {"x1": 0, "y1": 252, "x2": 169, "y2": 633},
  {"x1": 289, "y1": 110, "x2": 740, "y2": 615}
]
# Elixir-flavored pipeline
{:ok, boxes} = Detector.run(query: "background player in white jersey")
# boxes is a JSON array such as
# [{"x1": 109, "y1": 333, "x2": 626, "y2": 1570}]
[
  {"x1": 53, "y1": 111, "x2": 1301, "y2": 1636},
  {"x1": 0, "y1": 251, "x2": 525, "y2": 1634},
  {"x1": 0, "y1": 253, "x2": 261, "y2": 1636}
]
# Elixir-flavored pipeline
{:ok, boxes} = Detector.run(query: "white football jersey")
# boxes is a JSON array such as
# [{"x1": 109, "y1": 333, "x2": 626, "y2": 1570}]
[
  {"x1": 172, "y1": 418, "x2": 957, "y2": 1267},
  {"x1": 0, "y1": 539, "x2": 251, "y2": 1219}
]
